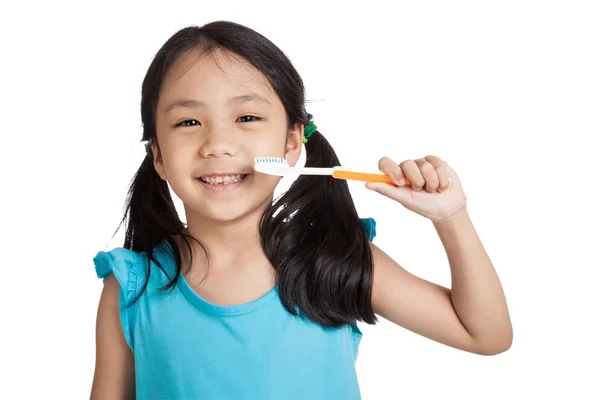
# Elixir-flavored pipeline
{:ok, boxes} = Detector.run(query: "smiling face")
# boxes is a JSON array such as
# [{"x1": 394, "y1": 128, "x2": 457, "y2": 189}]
[{"x1": 152, "y1": 49, "x2": 303, "y2": 224}]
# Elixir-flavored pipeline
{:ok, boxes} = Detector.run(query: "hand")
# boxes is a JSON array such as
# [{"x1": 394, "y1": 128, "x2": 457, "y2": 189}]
[{"x1": 366, "y1": 155, "x2": 467, "y2": 223}]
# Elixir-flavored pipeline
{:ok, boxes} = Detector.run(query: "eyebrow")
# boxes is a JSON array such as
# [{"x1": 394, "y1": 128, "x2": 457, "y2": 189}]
[{"x1": 164, "y1": 93, "x2": 271, "y2": 113}]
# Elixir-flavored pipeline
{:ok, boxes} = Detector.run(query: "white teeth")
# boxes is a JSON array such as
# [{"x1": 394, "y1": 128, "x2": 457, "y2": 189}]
[{"x1": 200, "y1": 174, "x2": 245, "y2": 185}]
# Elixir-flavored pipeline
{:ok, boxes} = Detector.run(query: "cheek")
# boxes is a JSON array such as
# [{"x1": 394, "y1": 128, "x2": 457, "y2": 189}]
[
  {"x1": 252, "y1": 139, "x2": 286, "y2": 158},
  {"x1": 162, "y1": 149, "x2": 193, "y2": 177},
  {"x1": 252, "y1": 168, "x2": 281, "y2": 190}
]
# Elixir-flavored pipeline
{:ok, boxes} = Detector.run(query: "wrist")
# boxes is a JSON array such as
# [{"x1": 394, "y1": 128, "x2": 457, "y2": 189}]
[{"x1": 432, "y1": 207, "x2": 470, "y2": 228}]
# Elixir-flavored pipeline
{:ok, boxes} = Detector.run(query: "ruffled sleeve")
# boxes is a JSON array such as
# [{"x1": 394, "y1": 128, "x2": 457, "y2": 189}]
[
  {"x1": 93, "y1": 248, "x2": 140, "y2": 351},
  {"x1": 360, "y1": 217, "x2": 377, "y2": 242}
]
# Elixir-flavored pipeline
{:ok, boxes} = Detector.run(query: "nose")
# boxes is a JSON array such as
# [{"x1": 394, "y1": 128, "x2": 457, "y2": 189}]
[{"x1": 199, "y1": 126, "x2": 237, "y2": 158}]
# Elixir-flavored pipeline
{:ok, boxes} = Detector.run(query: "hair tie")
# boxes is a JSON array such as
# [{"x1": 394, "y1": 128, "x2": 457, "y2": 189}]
[
  {"x1": 145, "y1": 142, "x2": 152, "y2": 157},
  {"x1": 302, "y1": 121, "x2": 317, "y2": 144}
]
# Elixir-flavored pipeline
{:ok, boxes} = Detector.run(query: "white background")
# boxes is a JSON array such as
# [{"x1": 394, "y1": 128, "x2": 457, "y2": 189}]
[{"x1": 1, "y1": 1, "x2": 598, "y2": 399}]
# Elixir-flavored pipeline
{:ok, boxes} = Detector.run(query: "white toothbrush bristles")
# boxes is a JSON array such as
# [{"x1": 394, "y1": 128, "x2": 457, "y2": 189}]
[{"x1": 254, "y1": 156, "x2": 287, "y2": 165}]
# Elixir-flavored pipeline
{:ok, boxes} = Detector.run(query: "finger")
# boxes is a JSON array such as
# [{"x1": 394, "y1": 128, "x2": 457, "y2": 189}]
[
  {"x1": 400, "y1": 160, "x2": 424, "y2": 191},
  {"x1": 378, "y1": 157, "x2": 405, "y2": 186},
  {"x1": 365, "y1": 181, "x2": 410, "y2": 204},
  {"x1": 424, "y1": 155, "x2": 451, "y2": 192},
  {"x1": 415, "y1": 157, "x2": 439, "y2": 193}
]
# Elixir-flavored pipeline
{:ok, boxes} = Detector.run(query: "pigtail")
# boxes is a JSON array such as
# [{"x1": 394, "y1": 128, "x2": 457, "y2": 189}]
[
  {"x1": 115, "y1": 153, "x2": 186, "y2": 305},
  {"x1": 260, "y1": 127, "x2": 377, "y2": 328}
]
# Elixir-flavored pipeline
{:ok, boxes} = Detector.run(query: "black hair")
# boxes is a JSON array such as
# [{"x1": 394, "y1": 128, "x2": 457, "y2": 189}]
[{"x1": 116, "y1": 21, "x2": 377, "y2": 328}]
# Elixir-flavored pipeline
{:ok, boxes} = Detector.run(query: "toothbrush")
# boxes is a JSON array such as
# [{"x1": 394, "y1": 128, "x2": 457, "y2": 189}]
[{"x1": 253, "y1": 156, "x2": 412, "y2": 186}]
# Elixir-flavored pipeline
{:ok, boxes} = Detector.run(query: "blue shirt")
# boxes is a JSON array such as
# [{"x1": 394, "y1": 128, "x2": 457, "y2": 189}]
[{"x1": 94, "y1": 218, "x2": 376, "y2": 399}]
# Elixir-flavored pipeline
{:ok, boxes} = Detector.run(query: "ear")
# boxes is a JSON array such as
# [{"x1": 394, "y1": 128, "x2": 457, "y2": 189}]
[
  {"x1": 284, "y1": 122, "x2": 304, "y2": 167},
  {"x1": 150, "y1": 140, "x2": 167, "y2": 181}
]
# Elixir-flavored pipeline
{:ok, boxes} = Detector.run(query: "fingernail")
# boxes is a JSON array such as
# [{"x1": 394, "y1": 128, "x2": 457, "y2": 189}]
[{"x1": 397, "y1": 178, "x2": 405, "y2": 186}]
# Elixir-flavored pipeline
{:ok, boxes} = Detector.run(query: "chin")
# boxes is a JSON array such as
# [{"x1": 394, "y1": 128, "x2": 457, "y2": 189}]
[
  {"x1": 183, "y1": 195, "x2": 273, "y2": 226},
  {"x1": 202, "y1": 204, "x2": 262, "y2": 224}
]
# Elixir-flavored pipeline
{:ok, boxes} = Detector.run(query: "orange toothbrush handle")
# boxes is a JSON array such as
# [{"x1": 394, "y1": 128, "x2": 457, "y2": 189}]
[{"x1": 332, "y1": 169, "x2": 412, "y2": 186}]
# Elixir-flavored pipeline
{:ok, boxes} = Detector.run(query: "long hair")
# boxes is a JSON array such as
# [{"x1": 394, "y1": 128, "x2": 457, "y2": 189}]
[{"x1": 117, "y1": 21, "x2": 377, "y2": 328}]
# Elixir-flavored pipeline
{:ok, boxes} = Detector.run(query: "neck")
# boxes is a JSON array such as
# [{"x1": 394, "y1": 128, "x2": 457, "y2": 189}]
[{"x1": 180, "y1": 204, "x2": 270, "y2": 272}]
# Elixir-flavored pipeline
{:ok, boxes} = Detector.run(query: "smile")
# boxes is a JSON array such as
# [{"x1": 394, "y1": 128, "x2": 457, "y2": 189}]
[{"x1": 197, "y1": 174, "x2": 248, "y2": 186}]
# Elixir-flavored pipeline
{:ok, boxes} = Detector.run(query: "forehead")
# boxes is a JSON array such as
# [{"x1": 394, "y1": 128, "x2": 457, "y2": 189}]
[{"x1": 158, "y1": 49, "x2": 277, "y2": 105}]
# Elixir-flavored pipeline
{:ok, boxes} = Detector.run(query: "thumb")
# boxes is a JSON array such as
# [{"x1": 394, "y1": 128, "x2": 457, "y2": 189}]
[{"x1": 365, "y1": 182, "x2": 413, "y2": 205}]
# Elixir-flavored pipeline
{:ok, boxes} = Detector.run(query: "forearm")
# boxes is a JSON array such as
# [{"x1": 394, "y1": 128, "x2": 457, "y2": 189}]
[{"x1": 433, "y1": 208, "x2": 512, "y2": 352}]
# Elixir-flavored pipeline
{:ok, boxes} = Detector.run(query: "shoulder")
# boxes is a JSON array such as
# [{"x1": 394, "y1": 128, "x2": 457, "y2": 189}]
[
  {"x1": 92, "y1": 241, "x2": 171, "y2": 351},
  {"x1": 94, "y1": 247, "x2": 143, "y2": 282},
  {"x1": 93, "y1": 240, "x2": 178, "y2": 304},
  {"x1": 93, "y1": 240, "x2": 175, "y2": 284}
]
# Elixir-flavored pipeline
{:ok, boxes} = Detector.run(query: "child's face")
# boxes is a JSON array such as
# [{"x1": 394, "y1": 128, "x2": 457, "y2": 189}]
[{"x1": 152, "y1": 49, "x2": 303, "y2": 223}]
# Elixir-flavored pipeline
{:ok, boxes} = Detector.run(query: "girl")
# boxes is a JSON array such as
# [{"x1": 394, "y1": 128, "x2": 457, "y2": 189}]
[{"x1": 91, "y1": 21, "x2": 512, "y2": 399}]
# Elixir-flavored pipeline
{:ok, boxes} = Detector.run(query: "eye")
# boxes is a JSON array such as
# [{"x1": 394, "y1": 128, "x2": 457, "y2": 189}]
[
  {"x1": 175, "y1": 119, "x2": 201, "y2": 127},
  {"x1": 236, "y1": 115, "x2": 261, "y2": 123}
]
